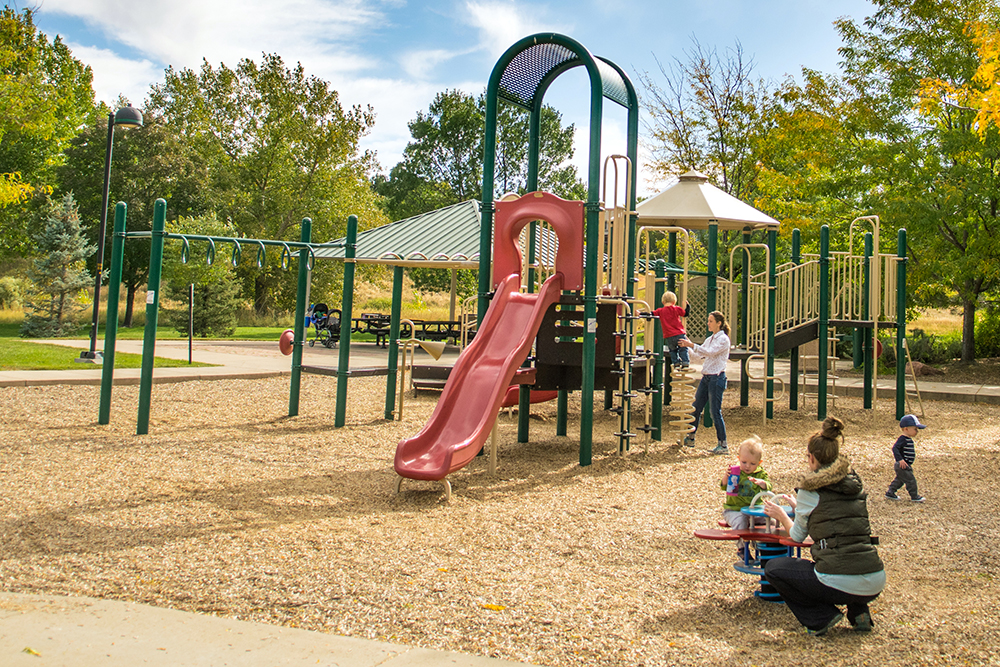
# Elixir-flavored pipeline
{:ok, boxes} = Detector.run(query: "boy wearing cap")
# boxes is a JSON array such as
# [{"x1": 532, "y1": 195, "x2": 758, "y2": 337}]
[{"x1": 886, "y1": 414, "x2": 926, "y2": 502}]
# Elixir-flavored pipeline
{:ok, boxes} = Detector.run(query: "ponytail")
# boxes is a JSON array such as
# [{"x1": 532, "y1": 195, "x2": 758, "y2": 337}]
[{"x1": 709, "y1": 311, "x2": 730, "y2": 337}]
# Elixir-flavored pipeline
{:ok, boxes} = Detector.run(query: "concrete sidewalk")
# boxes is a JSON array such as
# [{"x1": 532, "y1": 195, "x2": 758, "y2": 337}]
[
  {"x1": 2, "y1": 337, "x2": 996, "y2": 404},
  {"x1": 0, "y1": 593, "x2": 530, "y2": 667}
]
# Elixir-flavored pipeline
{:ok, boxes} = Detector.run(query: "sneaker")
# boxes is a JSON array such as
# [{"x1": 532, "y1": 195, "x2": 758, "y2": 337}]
[
  {"x1": 850, "y1": 611, "x2": 873, "y2": 633},
  {"x1": 681, "y1": 363, "x2": 690, "y2": 369},
  {"x1": 710, "y1": 444, "x2": 729, "y2": 455},
  {"x1": 807, "y1": 612, "x2": 843, "y2": 637},
  {"x1": 682, "y1": 434, "x2": 695, "y2": 447},
  {"x1": 910, "y1": 496, "x2": 926, "y2": 503},
  {"x1": 884, "y1": 492, "x2": 899, "y2": 500}
]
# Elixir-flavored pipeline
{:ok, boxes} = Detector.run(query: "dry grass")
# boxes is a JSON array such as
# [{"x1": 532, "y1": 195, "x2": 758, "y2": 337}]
[
  {"x1": 1, "y1": 377, "x2": 998, "y2": 666},
  {"x1": 909, "y1": 308, "x2": 962, "y2": 337}
]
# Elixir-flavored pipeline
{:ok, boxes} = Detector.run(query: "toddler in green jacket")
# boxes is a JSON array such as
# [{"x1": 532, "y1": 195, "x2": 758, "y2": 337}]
[{"x1": 720, "y1": 435, "x2": 772, "y2": 530}]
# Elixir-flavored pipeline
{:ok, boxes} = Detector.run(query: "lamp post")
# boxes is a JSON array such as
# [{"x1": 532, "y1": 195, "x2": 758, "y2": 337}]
[{"x1": 79, "y1": 106, "x2": 143, "y2": 362}]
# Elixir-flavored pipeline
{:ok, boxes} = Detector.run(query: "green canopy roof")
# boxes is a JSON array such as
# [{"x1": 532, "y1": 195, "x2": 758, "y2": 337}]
[{"x1": 315, "y1": 200, "x2": 482, "y2": 268}]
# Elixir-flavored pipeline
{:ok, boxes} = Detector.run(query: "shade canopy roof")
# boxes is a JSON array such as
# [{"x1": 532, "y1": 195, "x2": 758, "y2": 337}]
[
  {"x1": 636, "y1": 170, "x2": 779, "y2": 231},
  {"x1": 315, "y1": 200, "x2": 483, "y2": 268}
]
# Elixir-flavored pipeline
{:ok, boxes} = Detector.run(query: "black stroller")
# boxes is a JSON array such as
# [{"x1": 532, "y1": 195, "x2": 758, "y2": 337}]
[{"x1": 307, "y1": 303, "x2": 341, "y2": 348}]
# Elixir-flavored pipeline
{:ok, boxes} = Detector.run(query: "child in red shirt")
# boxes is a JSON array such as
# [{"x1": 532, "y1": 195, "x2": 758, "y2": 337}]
[{"x1": 653, "y1": 291, "x2": 690, "y2": 368}]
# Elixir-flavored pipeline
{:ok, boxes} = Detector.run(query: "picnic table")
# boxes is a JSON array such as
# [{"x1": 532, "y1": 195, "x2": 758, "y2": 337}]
[{"x1": 351, "y1": 314, "x2": 465, "y2": 348}]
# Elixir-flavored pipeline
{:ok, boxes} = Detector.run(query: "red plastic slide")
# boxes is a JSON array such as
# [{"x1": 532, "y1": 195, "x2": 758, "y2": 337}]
[{"x1": 394, "y1": 272, "x2": 564, "y2": 481}]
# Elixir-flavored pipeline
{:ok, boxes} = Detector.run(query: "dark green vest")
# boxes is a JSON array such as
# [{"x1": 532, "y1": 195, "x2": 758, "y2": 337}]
[{"x1": 808, "y1": 471, "x2": 884, "y2": 575}]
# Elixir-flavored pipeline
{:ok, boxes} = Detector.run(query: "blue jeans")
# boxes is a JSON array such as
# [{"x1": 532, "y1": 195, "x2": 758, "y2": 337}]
[
  {"x1": 691, "y1": 372, "x2": 727, "y2": 444},
  {"x1": 665, "y1": 334, "x2": 690, "y2": 366}
]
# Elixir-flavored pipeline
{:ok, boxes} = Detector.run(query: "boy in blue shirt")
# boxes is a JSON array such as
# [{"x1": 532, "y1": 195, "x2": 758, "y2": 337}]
[{"x1": 885, "y1": 414, "x2": 926, "y2": 502}]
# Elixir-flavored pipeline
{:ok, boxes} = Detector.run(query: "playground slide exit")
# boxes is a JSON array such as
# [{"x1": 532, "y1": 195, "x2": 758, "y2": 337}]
[{"x1": 394, "y1": 271, "x2": 565, "y2": 482}]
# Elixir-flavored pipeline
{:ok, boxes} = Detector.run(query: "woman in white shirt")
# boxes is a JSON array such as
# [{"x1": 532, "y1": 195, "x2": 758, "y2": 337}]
[{"x1": 677, "y1": 310, "x2": 731, "y2": 454}]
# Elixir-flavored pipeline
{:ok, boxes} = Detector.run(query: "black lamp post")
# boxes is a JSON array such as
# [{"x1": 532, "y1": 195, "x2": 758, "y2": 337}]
[{"x1": 78, "y1": 106, "x2": 143, "y2": 362}]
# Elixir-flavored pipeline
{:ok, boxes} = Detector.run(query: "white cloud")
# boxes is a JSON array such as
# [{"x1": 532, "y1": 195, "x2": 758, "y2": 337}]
[
  {"x1": 41, "y1": 0, "x2": 381, "y2": 74},
  {"x1": 399, "y1": 48, "x2": 466, "y2": 80},
  {"x1": 68, "y1": 44, "x2": 162, "y2": 107},
  {"x1": 462, "y1": 1, "x2": 572, "y2": 59}
]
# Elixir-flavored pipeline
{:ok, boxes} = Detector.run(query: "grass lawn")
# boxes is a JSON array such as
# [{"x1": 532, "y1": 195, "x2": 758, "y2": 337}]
[{"x1": 0, "y1": 339, "x2": 213, "y2": 371}]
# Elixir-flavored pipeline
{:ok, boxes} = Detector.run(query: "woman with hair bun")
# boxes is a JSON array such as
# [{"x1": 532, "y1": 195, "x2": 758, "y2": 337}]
[{"x1": 762, "y1": 416, "x2": 885, "y2": 636}]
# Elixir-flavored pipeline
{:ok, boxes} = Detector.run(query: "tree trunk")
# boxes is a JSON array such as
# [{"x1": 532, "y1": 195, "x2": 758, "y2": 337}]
[
  {"x1": 254, "y1": 274, "x2": 270, "y2": 315},
  {"x1": 123, "y1": 283, "x2": 137, "y2": 327},
  {"x1": 962, "y1": 298, "x2": 976, "y2": 362}
]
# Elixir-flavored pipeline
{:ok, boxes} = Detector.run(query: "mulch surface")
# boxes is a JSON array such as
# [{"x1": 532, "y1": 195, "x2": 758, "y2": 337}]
[{"x1": 1, "y1": 376, "x2": 998, "y2": 666}]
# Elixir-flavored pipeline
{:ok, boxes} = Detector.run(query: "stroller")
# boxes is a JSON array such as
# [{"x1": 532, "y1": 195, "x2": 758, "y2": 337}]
[{"x1": 306, "y1": 303, "x2": 341, "y2": 348}]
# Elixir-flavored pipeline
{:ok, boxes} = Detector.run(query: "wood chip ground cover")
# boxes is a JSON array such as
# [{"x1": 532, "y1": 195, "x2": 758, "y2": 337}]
[{"x1": 1, "y1": 377, "x2": 997, "y2": 666}]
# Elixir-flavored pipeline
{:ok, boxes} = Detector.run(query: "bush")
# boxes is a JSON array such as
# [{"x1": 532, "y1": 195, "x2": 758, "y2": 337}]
[
  {"x1": 880, "y1": 328, "x2": 962, "y2": 367},
  {"x1": 0, "y1": 276, "x2": 27, "y2": 309},
  {"x1": 975, "y1": 305, "x2": 1000, "y2": 358}
]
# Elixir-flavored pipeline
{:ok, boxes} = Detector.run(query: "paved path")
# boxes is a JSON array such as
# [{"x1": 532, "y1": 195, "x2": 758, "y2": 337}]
[
  {"x1": 2, "y1": 337, "x2": 997, "y2": 405},
  {"x1": 0, "y1": 592, "x2": 529, "y2": 667}
]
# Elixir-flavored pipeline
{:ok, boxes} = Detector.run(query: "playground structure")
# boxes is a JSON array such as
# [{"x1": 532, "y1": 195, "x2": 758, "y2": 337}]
[{"x1": 96, "y1": 34, "x2": 915, "y2": 507}]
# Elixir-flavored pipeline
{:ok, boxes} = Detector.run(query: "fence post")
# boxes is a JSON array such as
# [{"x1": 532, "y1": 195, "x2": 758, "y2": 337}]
[
  {"x1": 98, "y1": 202, "x2": 127, "y2": 425},
  {"x1": 136, "y1": 199, "x2": 167, "y2": 435}
]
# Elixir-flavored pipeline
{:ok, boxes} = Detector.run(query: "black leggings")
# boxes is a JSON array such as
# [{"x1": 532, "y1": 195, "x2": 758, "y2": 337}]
[{"x1": 764, "y1": 557, "x2": 880, "y2": 631}]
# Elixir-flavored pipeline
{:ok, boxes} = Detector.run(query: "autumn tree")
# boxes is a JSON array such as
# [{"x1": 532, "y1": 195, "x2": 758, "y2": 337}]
[{"x1": 837, "y1": 0, "x2": 1000, "y2": 361}]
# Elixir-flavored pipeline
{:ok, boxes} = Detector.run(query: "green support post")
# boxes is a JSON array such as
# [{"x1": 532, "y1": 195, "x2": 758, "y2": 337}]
[
  {"x1": 740, "y1": 228, "x2": 751, "y2": 407},
  {"x1": 651, "y1": 260, "x2": 665, "y2": 440},
  {"x1": 288, "y1": 218, "x2": 312, "y2": 417},
  {"x1": 703, "y1": 220, "x2": 718, "y2": 430},
  {"x1": 667, "y1": 232, "x2": 677, "y2": 293},
  {"x1": 895, "y1": 229, "x2": 907, "y2": 419},
  {"x1": 556, "y1": 390, "x2": 568, "y2": 436},
  {"x1": 863, "y1": 232, "x2": 873, "y2": 409},
  {"x1": 789, "y1": 229, "x2": 801, "y2": 411},
  {"x1": 384, "y1": 265, "x2": 404, "y2": 419},
  {"x1": 817, "y1": 225, "x2": 830, "y2": 421},
  {"x1": 98, "y1": 202, "x2": 127, "y2": 425},
  {"x1": 136, "y1": 199, "x2": 167, "y2": 436},
  {"x1": 334, "y1": 215, "x2": 358, "y2": 427},
  {"x1": 766, "y1": 228, "x2": 777, "y2": 419}
]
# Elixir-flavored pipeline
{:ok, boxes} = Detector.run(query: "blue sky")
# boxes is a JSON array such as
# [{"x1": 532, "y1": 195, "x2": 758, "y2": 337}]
[{"x1": 25, "y1": 0, "x2": 874, "y2": 197}]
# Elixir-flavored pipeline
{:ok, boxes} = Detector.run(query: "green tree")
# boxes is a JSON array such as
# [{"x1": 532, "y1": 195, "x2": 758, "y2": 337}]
[
  {"x1": 162, "y1": 215, "x2": 240, "y2": 337},
  {"x1": 147, "y1": 53, "x2": 388, "y2": 313},
  {"x1": 0, "y1": 7, "x2": 96, "y2": 256},
  {"x1": 58, "y1": 104, "x2": 210, "y2": 327},
  {"x1": 376, "y1": 89, "x2": 585, "y2": 222},
  {"x1": 753, "y1": 69, "x2": 875, "y2": 241},
  {"x1": 20, "y1": 194, "x2": 94, "y2": 337},
  {"x1": 837, "y1": 0, "x2": 1000, "y2": 361}
]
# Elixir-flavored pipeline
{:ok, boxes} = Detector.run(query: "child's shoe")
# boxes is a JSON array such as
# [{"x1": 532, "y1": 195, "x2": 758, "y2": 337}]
[
  {"x1": 884, "y1": 492, "x2": 899, "y2": 500},
  {"x1": 910, "y1": 496, "x2": 926, "y2": 503}
]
